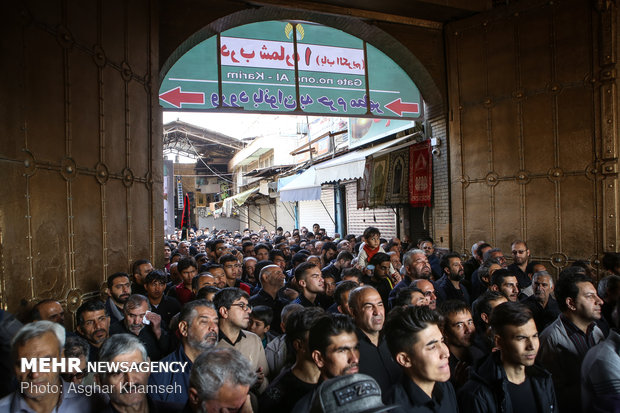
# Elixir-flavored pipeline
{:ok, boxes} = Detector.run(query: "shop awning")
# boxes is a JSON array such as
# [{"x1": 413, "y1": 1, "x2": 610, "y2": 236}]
[
  {"x1": 222, "y1": 186, "x2": 260, "y2": 216},
  {"x1": 314, "y1": 135, "x2": 411, "y2": 184},
  {"x1": 279, "y1": 167, "x2": 321, "y2": 202}
]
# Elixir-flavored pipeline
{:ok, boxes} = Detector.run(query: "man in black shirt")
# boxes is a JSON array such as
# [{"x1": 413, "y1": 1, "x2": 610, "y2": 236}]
[
  {"x1": 130, "y1": 259, "x2": 153, "y2": 296},
  {"x1": 435, "y1": 252, "x2": 470, "y2": 305},
  {"x1": 293, "y1": 261, "x2": 324, "y2": 307},
  {"x1": 144, "y1": 270, "x2": 181, "y2": 330},
  {"x1": 259, "y1": 307, "x2": 324, "y2": 412},
  {"x1": 459, "y1": 302, "x2": 556, "y2": 413},
  {"x1": 507, "y1": 240, "x2": 532, "y2": 290},
  {"x1": 109, "y1": 294, "x2": 172, "y2": 361},
  {"x1": 384, "y1": 305, "x2": 458, "y2": 413},
  {"x1": 291, "y1": 314, "x2": 360, "y2": 412},
  {"x1": 348, "y1": 285, "x2": 401, "y2": 398},
  {"x1": 321, "y1": 251, "x2": 353, "y2": 283},
  {"x1": 250, "y1": 264, "x2": 287, "y2": 334},
  {"x1": 521, "y1": 271, "x2": 560, "y2": 333},
  {"x1": 439, "y1": 300, "x2": 481, "y2": 390},
  {"x1": 367, "y1": 253, "x2": 394, "y2": 309}
]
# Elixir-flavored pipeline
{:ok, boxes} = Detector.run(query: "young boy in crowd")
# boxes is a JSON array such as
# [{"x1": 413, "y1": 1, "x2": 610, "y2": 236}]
[
  {"x1": 357, "y1": 226, "x2": 396, "y2": 279},
  {"x1": 249, "y1": 305, "x2": 277, "y2": 348}
]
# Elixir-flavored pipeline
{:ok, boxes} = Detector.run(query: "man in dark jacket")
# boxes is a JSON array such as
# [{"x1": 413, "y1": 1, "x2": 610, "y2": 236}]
[
  {"x1": 384, "y1": 306, "x2": 458, "y2": 413},
  {"x1": 459, "y1": 301, "x2": 556, "y2": 413}
]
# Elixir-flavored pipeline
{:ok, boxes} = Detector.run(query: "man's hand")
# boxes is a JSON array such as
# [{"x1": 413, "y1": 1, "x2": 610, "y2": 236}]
[
  {"x1": 391, "y1": 271, "x2": 402, "y2": 284},
  {"x1": 145, "y1": 311, "x2": 162, "y2": 339},
  {"x1": 253, "y1": 366, "x2": 264, "y2": 389},
  {"x1": 239, "y1": 394, "x2": 253, "y2": 413}
]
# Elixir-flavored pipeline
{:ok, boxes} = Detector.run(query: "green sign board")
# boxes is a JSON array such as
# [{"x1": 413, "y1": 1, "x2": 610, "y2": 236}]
[{"x1": 160, "y1": 21, "x2": 422, "y2": 120}]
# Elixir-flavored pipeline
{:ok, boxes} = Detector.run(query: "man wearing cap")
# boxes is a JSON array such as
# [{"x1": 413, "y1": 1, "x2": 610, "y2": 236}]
[
  {"x1": 384, "y1": 305, "x2": 458, "y2": 412},
  {"x1": 310, "y1": 374, "x2": 398, "y2": 413}
]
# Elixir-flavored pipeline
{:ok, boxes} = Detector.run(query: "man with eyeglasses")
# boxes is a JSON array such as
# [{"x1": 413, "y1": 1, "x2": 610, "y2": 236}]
[
  {"x1": 215, "y1": 287, "x2": 270, "y2": 394},
  {"x1": 507, "y1": 240, "x2": 532, "y2": 290},
  {"x1": 412, "y1": 279, "x2": 438, "y2": 310}
]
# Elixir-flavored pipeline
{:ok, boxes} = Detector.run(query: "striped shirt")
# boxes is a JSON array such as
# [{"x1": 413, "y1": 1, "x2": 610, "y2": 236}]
[{"x1": 560, "y1": 314, "x2": 597, "y2": 357}]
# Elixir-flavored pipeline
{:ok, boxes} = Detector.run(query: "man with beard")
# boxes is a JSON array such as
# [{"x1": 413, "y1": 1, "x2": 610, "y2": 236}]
[
  {"x1": 0, "y1": 321, "x2": 91, "y2": 412},
  {"x1": 293, "y1": 314, "x2": 361, "y2": 412},
  {"x1": 76, "y1": 300, "x2": 110, "y2": 361},
  {"x1": 149, "y1": 300, "x2": 219, "y2": 407},
  {"x1": 130, "y1": 259, "x2": 153, "y2": 296},
  {"x1": 522, "y1": 271, "x2": 560, "y2": 332},
  {"x1": 507, "y1": 240, "x2": 532, "y2": 290},
  {"x1": 489, "y1": 269, "x2": 520, "y2": 302},
  {"x1": 177, "y1": 240, "x2": 191, "y2": 257},
  {"x1": 388, "y1": 249, "x2": 432, "y2": 306},
  {"x1": 538, "y1": 268, "x2": 604, "y2": 413},
  {"x1": 320, "y1": 242, "x2": 338, "y2": 268},
  {"x1": 439, "y1": 300, "x2": 480, "y2": 390},
  {"x1": 459, "y1": 302, "x2": 556, "y2": 413},
  {"x1": 109, "y1": 294, "x2": 172, "y2": 361},
  {"x1": 242, "y1": 257, "x2": 258, "y2": 287},
  {"x1": 348, "y1": 286, "x2": 401, "y2": 397},
  {"x1": 436, "y1": 252, "x2": 470, "y2": 305},
  {"x1": 105, "y1": 272, "x2": 131, "y2": 324},
  {"x1": 144, "y1": 270, "x2": 181, "y2": 330},
  {"x1": 215, "y1": 288, "x2": 270, "y2": 394},
  {"x1": 368, "y1": 253, "x2": 395, "y2": 309}
]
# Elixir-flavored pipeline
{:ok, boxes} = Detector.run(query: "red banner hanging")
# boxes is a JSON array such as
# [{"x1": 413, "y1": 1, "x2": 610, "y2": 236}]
[
  {"x1": 409, "y1": 140, "x2": 432, "y2": 207},
  {"x1": 180, "y1": 193, "x2": 191, "y2": 239}
]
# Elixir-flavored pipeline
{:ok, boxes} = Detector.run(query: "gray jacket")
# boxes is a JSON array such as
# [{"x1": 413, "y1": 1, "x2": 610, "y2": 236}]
[
  {"x1": 538, "y1": 315, "x2": 604, "y2": 413},
  {"x1": 581, "y1": 329, "x2": 620, "y2": 412}
]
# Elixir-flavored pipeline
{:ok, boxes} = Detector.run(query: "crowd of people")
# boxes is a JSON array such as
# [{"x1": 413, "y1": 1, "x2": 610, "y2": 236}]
[{"x1": 2, "y1": 223, "x2": 620, "y2": 413}]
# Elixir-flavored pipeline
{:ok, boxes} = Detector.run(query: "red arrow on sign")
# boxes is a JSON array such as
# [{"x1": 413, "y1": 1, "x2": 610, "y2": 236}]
[
  {"x1": 385, "y1": 98, "x2": 420, "y2": 116},
  {"x1": 159, "y1": 87, "x2": 205, "y2": 108}
]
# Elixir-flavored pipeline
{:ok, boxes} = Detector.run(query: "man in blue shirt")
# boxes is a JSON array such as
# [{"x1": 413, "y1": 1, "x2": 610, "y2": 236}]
[{"x1": 148, "y1": 299, "x2": 218, "y2": 407}]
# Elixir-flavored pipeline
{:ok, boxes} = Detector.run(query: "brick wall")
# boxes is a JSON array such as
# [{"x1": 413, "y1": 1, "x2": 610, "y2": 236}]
[{"x1": 429, "y1": 115, "x2": 451, "y2": 249}]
